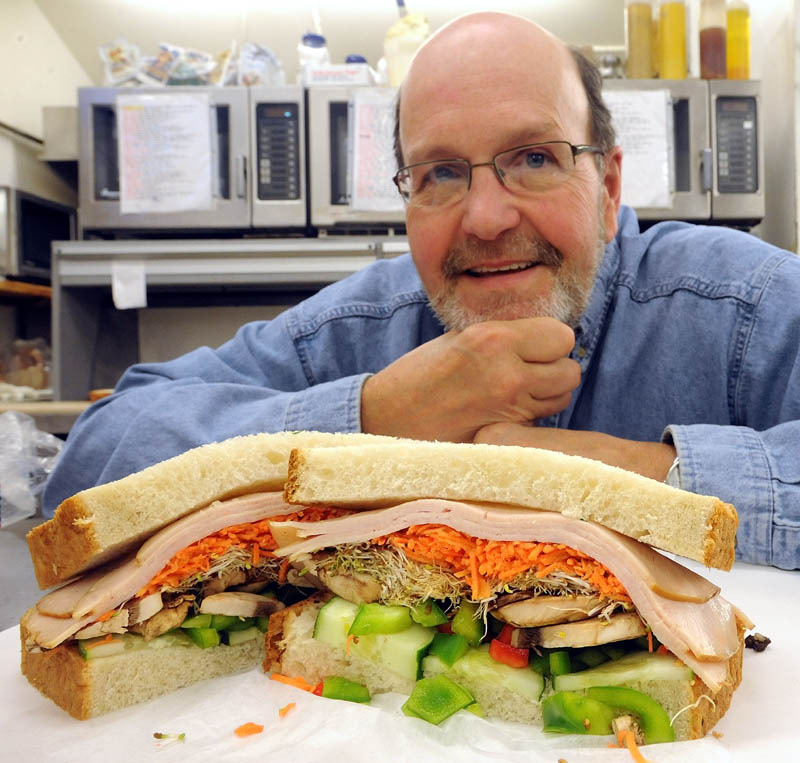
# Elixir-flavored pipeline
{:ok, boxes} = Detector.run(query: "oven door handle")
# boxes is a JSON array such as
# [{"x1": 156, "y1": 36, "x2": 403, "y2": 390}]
[
  {"x1": 236, "y1": 155, "x2": 248, "y2": 199},
  {"x1": 701, "y1": 147, "x2": 713, "y2": 193}
]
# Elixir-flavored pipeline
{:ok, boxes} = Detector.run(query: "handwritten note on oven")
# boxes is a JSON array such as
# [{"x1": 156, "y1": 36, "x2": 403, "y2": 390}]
[
  {"x1": 117, "y1": 92, "x2": 214, "y2": 215},
  {"x1": 604, "y1": 89, "x2": 671, "y2": 209},
  {"x1": 350, "y1": 88, "x2": 404, "y2": 213}
]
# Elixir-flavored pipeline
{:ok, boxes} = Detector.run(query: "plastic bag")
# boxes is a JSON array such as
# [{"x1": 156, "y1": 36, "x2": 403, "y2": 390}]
[{"x1": 0, "y1": 412, "x2": 64, "y2": 528}]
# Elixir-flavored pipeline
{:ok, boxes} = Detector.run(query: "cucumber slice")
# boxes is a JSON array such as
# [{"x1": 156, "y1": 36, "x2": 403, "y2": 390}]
[
  {"x1": 226, "y1": 626, "x2": 260, "y2": 646},
  {"x1": 77, "y1": 635, "x2": 126, "y2": 659},
  {"x1": 553, "y1": 650, "x2": 693, "y2": 692},
  {"x1": 313, "y1": 596, "x2": 359, "y2": 649},
  {"x1": 423, "y1": 644, "x2": 545, "y2": 702},
  {"x1": 351, "y1": 624, "x2": 435, "y2": 682}
]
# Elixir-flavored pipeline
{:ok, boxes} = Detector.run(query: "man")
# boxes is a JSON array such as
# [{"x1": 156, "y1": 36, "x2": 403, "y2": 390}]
[{"x1": 43, "y1": 13, "x2": 799, "y2": 569}]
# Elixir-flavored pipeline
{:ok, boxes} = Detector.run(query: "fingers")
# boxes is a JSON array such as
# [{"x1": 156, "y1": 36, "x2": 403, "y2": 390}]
[{"x1": 457, "y1": 317, "x2": 575, "y2": 363}]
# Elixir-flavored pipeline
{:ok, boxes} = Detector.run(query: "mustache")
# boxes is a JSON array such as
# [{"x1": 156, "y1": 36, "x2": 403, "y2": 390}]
[{"x1": 442, "y1": 232, "x2": 563, "y2": 279}]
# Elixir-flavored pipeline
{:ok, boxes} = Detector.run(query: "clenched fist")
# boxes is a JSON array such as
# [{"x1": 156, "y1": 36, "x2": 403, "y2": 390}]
[{"x1": 361, "y1": 317, "x2": 580, "y2": 442}]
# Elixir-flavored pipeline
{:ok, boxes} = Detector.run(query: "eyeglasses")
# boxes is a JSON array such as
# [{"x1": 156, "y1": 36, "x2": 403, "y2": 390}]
[{"x1": 393, "y1": 141, "x2": 605, "y2": 208}]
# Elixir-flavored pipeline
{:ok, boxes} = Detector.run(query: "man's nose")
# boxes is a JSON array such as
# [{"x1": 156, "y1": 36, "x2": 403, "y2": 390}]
[{"x1": 460, "y1": 163, "x2": 522, "y2": 240}]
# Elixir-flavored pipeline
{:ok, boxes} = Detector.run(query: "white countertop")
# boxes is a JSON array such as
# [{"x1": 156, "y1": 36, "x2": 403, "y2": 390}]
[{"x1": 2, "y1": 559, "x2": 797, "y2": 762}]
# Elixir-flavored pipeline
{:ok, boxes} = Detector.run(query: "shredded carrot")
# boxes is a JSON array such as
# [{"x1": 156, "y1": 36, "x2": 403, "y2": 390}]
[
  {"x1": 618, "y1": 730, "x2": 652, "y2": 763},
  {"x1": 378, "y1": 524, "x2": 632, "y2": 603},
  {"x1": 656, "y1": 644, "x2": 670, "y2": 656},
  {"x1": 278, "y1": 557, "x2": 291, "y2": 585},
  {"x1": 234, "y1": 722, "x2": 264, "y2": 738},
  {"x1": 95, "y1": 610, "x2": 116, "y2": 622},
  {"x1": 278, "y1": 702, "x2": 296, "y2": 718},
  {"x1": 85, "y1": 633, "x2": 115, "y2": 649},
  {"x1": 269, "y1": 673, "x2": 316, "y2": 693},
  {"x1": 137, "y1": 506, "x2": 351, "y2": 597},
  {"x1": 345, "y1": 633, "x2": 357, "y2": 655},
  {"x1": 647, "y1": 629, "x2": 654, "y2": 652}
]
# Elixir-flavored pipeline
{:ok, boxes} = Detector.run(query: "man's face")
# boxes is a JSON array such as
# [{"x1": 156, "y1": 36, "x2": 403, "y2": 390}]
[{"x1": 399, "y1": 18, "x2": 621, "y2": 331}]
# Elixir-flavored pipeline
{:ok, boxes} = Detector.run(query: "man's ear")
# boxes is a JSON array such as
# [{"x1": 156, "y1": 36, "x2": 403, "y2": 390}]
[{"x1": 601, "y1": 146, "x2": 623, "y2": 242}]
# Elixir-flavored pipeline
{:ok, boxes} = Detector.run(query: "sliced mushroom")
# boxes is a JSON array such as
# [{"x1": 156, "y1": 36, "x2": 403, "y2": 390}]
[
  {"x1": 202, "y1": 567, "x2": 248, "y2": 597},
  {"x1": 199, "y1": 592, "x2": 285, "y2": 618},
  {"x1": 73, "y1": 608, "x2": 130, "y2": 640},
  {"x1": 317, "y1": 568, "x2": 382, "y2": 604},
  {"x1": 492, "y1": 593, "x2": 609, "y2": 628},
  {"x1": 510, "y1": 612, "x2": 647, "y2": 649},
  {"x1": 129, "y1": 599, "x2": 193, "y2": 641},
  {"x1": 125, "y1": 592, "x2": 164, "y2": 625}
]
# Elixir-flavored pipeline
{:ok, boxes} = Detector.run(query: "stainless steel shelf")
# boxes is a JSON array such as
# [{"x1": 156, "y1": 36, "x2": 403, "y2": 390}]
[{"x1": 51, "y1": 237, "x2": 408, "y2": 401}]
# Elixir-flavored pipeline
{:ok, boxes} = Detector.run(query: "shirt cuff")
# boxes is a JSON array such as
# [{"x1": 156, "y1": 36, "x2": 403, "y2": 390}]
[{"x1": 283, "y1": 373, "x2": 370, "y2": 434}]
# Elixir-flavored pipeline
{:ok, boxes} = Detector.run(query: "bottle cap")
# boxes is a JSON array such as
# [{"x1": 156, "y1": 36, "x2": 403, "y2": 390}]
[
  {"x1": 345, "y1": 54, "x2": 367, "y2": 63},
  {"x1": 301, "y1": 33, "x2": 326, "y2": 48}
]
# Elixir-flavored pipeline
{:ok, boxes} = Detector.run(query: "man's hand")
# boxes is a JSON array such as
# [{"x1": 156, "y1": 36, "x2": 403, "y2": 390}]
[
  {"x1": 361, "y1": 317, "x2": 580, "y2": 442},
  {"x1": 474, "y1": 422, "x2": 677, "y2": 482}
]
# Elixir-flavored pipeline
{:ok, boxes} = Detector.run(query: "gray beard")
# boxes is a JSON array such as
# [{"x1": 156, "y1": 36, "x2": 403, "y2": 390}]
[{"x1": 427, "y1": 225, "x2": 606, "y2": 332}]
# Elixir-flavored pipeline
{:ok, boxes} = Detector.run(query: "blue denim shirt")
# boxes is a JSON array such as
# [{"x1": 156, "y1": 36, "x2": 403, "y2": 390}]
[{"x1": 43, "y1": 206, "x2": 800, "y2": 570}]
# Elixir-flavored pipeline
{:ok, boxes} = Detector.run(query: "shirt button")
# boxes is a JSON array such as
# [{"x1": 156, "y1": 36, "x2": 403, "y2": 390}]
[{"x1": 576, "y1": 346, "x2": 588, "y2": 359}]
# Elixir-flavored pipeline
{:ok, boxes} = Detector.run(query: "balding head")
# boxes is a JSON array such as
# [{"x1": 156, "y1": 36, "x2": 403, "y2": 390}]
[{"x1": 394, "y1": 12, "x2": 614, "y2": 170}]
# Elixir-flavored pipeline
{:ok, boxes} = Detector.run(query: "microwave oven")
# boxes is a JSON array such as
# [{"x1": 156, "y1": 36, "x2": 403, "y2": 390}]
[
  {"x1": 602, "y1": 79, "x2": 764, "y2": 226},
  {"x1": 0, "y1": 186, "x2": 75, "y2": 280},
  {"x1": 78, "y1": 85, "x2": 306, "y2": 234},
  {"x1": 307, "y1": 85, "x2": 406, "y2": 233}
]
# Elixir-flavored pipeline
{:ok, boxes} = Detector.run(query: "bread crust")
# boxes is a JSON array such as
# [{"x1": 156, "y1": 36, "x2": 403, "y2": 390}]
[{"x1": 20, "y1": 612, "x2": 265, "y2": 720}]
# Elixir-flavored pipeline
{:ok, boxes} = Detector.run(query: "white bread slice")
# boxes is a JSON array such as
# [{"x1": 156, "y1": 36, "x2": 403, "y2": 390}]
[
  {"x1": 284, "y1": 442, "x2": 738, "y2": 570},
  {"x1": 28, "y1": 431, "x2": 396, "y2": 590},
  {"x1": 264, "y1": 594, "x2": 745, "y2": 742},
  {"x1": 20, "y1": 614, "x2": 265, "y2": 720}
]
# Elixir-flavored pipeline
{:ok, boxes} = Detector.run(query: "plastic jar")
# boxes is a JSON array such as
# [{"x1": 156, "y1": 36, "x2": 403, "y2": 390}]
[
  {"x1": 658, "y1": 0, "x2": 687, "y2": 79},
  {"x1": 700, "y1": 0, "x2": 727, "y2": 79},
  {"x1": 727, "y1": 1, "x2": 751, "y2": 79},
  {"x1": 625, "y1": 1, "x2": 654, "y2": 78}
]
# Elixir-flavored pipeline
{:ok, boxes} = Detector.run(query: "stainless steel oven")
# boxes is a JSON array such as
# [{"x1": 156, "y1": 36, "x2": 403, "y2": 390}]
[
  {"x1": 307, "y1": 85, "x2": 405, "y2": 233},
  {"x1": 602, "y1": 79, "x2": 764, "y2": 226},
  {"x1": 0, "y1": 186, "x2": 75, "y2": 280},
  {"x1": 78, "y1": 85, "x2": 306, "y2": 234}
]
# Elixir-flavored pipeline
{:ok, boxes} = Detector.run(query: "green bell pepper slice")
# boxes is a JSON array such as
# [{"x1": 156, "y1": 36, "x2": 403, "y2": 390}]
[
  {"x1": 586, "y1": 686, "x2": 675, "y2": 744},
  {"x1": 428, "y1": 632, "x2": 470, "y2": 666},
  {"x1": 402, "y1": 674, "x2": 475, "y2": 725},
  {"x1": 348, "y1": 602, "x2": 413, "y2": 636},
  {"x1": 549, "y1": 650, "x2": 571, "y2": 676},
  {"x1": 542, "y1": 691, "x2": 616, "y2": 735},
  {"x1": 320, "y1": 676, "x2": 371, "y2": 703},
  {"x1": 410, "y1": 599, "x2": 448, "y2": 627}
]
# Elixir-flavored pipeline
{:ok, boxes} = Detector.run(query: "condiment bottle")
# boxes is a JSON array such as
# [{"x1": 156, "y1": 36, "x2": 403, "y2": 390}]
[
  {"x1": 700, "y1": 0, "x2": 726, "y2": 79},
  {"x1": 658, "y1": 0, "x2": 687, "y2": 79},
  {"x1": 625, "y1": 1, "x2": 655, "y2": 78},
  {"x1": 727, "y1": 1, "x2": 751, "y2": 79}
]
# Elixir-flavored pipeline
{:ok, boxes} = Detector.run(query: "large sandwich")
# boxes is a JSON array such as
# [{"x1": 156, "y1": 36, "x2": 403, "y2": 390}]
[
  {"x1": 20, "y1": 430, "x2": 391, "y2": 720},
  {"x1": 263, "y1": 441, "x2": 750, "y2": 744}
]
